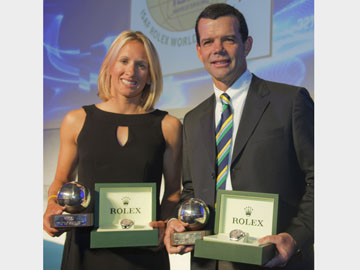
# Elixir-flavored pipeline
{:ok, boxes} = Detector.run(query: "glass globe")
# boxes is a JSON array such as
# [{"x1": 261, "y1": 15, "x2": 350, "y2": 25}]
[
  {"x1": 57, "y1": 181, "x2": 91, "y2": 213},
  {"x1": 178, "y1": 198, "x2": 209, "y2": 231}
]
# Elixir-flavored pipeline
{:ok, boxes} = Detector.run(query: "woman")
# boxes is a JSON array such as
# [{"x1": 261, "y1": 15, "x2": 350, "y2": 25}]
[{"x1": 43, "y1": 30, "x2": 182, "y2": 269}]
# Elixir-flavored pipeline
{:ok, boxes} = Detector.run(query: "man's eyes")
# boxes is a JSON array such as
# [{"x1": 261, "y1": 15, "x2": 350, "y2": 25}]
[
  {"x1": 223, "y1": 37, "x2": 235, "y2": 43},
  {"x1": 202, "y1": 39, "x2": 212, "y2": 46}
]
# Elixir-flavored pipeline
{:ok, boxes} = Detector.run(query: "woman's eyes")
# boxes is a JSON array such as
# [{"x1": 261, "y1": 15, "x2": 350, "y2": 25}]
[
  {"x1": 138, "y1": 63, "x2": 147, "y2": 70},
  {"x1": 118, "y1": 59, "x2": 148, "y2": 70}
]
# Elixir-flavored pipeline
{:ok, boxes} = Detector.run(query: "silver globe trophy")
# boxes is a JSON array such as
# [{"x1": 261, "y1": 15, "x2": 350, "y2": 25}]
[
  {"x1": 50, "y1": 181, "x2": 93, "y2": 228},
  {"x1": 170, "y1": 198, "x2": 210, "y2": 246}
]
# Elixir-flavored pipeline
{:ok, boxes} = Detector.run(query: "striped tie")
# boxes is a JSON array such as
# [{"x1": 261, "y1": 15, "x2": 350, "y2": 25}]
[{"x1": 216, "y1": 93, "x2": 233, "y2": 190}]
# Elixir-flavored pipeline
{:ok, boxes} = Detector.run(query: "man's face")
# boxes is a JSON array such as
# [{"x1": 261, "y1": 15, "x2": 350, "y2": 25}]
[{"x1": 196, "y1": 16, "x2": 252, "y2": 90}]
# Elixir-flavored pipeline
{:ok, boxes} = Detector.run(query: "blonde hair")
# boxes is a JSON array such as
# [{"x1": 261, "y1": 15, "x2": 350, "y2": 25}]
[{"x1": 97, "y1": 31, "x2": 163, "y2": 110}]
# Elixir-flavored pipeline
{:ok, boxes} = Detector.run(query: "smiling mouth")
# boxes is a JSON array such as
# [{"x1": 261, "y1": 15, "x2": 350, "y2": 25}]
[
  {"x1": 121, "y1": 78, "x2": 137, "y2": 86},
  {"x1": 211, "y1": 59, "x2": 230, "y2": 67}
]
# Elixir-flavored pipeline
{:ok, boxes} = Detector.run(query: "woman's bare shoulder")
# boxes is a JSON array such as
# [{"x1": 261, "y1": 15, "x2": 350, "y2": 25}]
[
  {"x1": 60, "y1": 108, "x2": 87, "y2": 141},
  {"x1": 162, "y1": 114, "x2": 182, "y2": 130},
  {"x1": 62, "y1": 108, "x2": 86, "y2": 127},
  {"x1": 161, "y1": 114, "x2": 182, "y2": 143}
]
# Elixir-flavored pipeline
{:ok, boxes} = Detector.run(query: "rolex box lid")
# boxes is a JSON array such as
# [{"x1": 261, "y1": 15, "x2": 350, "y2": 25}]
[
  {"x1": 90, "y1": 182, "x2": 158, "y2": 248},
  {"x1": 194, "y1": 190, "x2": 279, "y2": 265}
]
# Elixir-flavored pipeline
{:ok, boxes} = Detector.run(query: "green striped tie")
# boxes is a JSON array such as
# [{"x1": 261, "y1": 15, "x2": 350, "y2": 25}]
[{"x1": 216, "y1": 93, "x2": 233, "y2": 190}]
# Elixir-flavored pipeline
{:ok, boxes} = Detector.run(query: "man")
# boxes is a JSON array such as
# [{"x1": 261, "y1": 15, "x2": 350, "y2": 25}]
[{"x1": 164, "y1": 3, "x2": 314, "y2": 270}]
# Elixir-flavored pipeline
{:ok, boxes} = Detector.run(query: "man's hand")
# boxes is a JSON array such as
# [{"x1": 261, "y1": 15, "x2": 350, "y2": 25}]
[
  {"x1": 164, "y1": 219, "x2": 194, "y2": 255},
  {"x1": 258, "y1": 232, "x2": 297, "y2": 268}
]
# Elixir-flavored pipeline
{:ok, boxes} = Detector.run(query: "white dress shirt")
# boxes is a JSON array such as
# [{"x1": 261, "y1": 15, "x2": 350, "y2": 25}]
[{"x1": 214, "y1": 70, "x2": 252, "y2": 190}]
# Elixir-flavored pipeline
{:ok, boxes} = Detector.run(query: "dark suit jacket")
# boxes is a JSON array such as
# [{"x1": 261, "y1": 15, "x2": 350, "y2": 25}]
[{"x1": 179, "y1": 75, "x2": 314, "y2": 270}]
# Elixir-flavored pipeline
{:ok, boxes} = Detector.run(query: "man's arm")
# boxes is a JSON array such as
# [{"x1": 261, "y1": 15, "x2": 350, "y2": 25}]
[
  {"x1": 259, "y1": 88, "x2": 314, "y2": 267},
  {"x1": 286, "y1": 88, "x2": 314, "y2": 249}
]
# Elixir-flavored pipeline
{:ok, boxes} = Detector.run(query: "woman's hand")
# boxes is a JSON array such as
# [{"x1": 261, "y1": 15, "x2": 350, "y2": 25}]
[
  {"x1": 43, "y1": 198, "x2": 66, "y2": 237},
  {"x1": 149, "y1": 220, "x2": 168, "y2": 248}
]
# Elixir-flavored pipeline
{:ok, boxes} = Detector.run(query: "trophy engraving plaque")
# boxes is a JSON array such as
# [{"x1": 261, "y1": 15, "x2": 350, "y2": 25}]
[
  {"x1": 50, "y1": 181, "x2": 93, "y2": 228},
  {"x1": 170, "y1": 198, "x2": 210, "y2": 246}
]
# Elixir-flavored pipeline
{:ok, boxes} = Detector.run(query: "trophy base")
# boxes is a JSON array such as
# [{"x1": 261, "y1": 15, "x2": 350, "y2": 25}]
[
  {"x1": 50, "y1": 213, "x2": 93, "y2": 228},
  {"x1": 170, "y1": 230, "x2": 211, "y2": 246}
]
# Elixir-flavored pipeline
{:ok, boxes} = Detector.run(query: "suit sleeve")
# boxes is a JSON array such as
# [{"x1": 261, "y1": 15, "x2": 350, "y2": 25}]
[{"x1": 286, "y1": 88, "x2": 314, "y2": 250}]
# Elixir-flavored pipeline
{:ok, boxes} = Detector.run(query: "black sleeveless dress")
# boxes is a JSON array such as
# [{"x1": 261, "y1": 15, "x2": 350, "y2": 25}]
[{"x1": 61, "y1": 104, "x2": 170, "y2": 270}]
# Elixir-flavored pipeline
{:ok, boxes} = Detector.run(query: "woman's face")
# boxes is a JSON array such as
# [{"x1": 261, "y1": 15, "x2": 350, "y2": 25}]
[{"x1": 109, "y1": 40, "x2": 150, "y2": 100}]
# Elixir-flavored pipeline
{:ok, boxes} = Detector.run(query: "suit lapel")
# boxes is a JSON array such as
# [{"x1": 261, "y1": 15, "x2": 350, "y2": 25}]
[
  {"x1": 198, "y1": 94, "x2": 216, "y2": 168},
  {"x1": 231, "y1": 75, "x2": 270, "y2": 165}
]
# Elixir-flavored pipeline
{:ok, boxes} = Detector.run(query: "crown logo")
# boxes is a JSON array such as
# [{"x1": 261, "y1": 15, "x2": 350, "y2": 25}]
[
  {"x1": 244, "y1": 206, "x2": 253, "y2": 217},
  {"x1": 122, "y1": 197, "x2": 130, "y2": 206}
]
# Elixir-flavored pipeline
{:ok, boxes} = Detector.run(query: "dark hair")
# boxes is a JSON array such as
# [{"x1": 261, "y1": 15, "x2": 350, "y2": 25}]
[{"x1": 195, "y1": 3, "x2": 248, "y2": 45}]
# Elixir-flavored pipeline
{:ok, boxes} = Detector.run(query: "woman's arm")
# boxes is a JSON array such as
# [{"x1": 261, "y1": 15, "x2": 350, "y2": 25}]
[
  {"x1": 160, "y1": 114, "x2": 182, "y2": 220},
  {"x1": 43, "y1": 109, "x2": 86, "y2": 237},
  {"x1": 149, "y1": 114, "x2": 182, "y2": 247}
]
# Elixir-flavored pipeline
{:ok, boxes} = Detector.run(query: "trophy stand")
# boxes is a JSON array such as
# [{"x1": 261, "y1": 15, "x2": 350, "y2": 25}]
[{"x1": 170, "y1": 198, "x2": 210, "y2": 246}]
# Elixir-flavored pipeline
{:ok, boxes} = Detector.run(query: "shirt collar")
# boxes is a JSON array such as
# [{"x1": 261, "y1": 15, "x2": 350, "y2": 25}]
[{"x1": 214, "y1": 70, "x2": 252, "y2": 103}]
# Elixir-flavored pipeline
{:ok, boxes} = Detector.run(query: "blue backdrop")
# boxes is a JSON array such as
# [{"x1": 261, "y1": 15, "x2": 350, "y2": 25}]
[{"x1": 44, "y1": 0, "x2": 313, "y2": 127}]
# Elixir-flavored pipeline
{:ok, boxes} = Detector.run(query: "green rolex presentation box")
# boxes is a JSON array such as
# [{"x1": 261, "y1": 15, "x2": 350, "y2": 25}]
[
  {"x1": 90, "y1": 183, "x2": 158, "y2": 248},
  {"x1": 194, "y1": 190, "x2": 279, "y2": 265}
]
